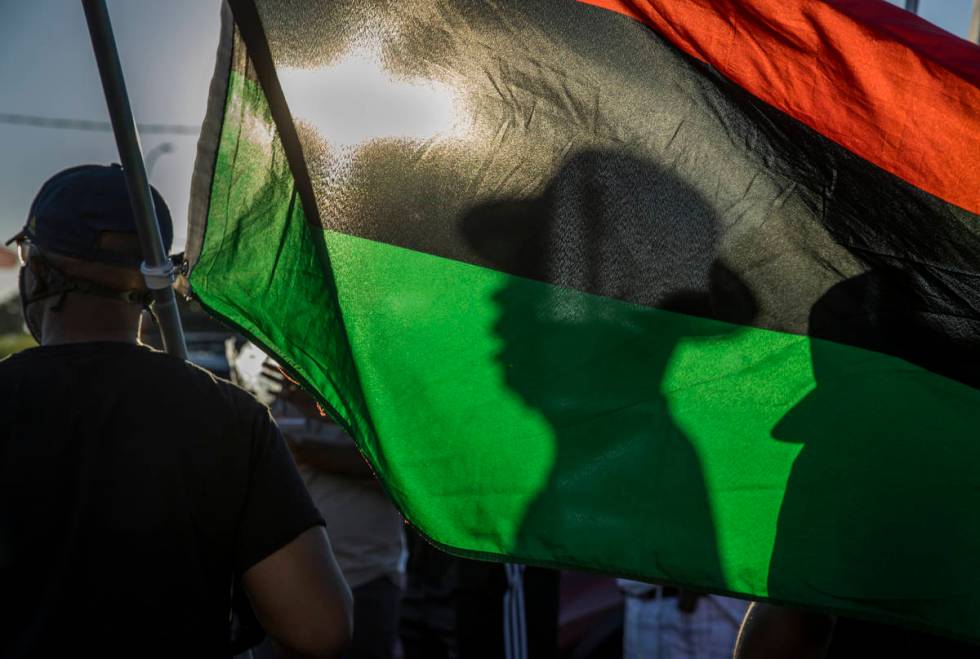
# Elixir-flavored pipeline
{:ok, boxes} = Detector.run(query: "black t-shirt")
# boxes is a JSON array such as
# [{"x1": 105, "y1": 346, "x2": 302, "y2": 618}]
[
  {"x1": 828, "y1": 617, "x2": 980, "y2": 658},
  {"x1": 0, "y1": 342, "x2": 324, "y2": 658}
]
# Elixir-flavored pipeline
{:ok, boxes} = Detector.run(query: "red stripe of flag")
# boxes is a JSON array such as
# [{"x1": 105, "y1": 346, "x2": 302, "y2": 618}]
[{"x1": 580, "y1": 0, "x2": 980, "y2": 215}]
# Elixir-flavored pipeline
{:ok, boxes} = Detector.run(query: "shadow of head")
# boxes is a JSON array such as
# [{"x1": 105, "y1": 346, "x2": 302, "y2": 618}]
[
  {"x1": 773, "y1": 268, "x2": 980, "y2": 443},
  {"x1": 767, "y1": 269, "x2": 980, "y2": 605},
  {"x1": 458, "y1": 148, "x2": 757, "y2": 411}
]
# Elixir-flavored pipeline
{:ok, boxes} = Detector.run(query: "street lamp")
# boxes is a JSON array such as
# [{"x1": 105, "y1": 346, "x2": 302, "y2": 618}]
[{"x1": 144, "y1": 141, "x2": 174, "y2": 179}]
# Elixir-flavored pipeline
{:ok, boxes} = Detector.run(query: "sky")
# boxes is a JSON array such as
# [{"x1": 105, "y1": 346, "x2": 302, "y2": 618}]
[
  {"x1": 0, "y1": 0, "x2": 221, "y2": 295},
  {"x1": 0, "y1": 0, "x2": 975, "y2": 297}
]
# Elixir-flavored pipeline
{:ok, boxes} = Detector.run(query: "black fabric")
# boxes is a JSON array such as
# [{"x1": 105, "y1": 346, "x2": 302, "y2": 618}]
[
  {"x1": 827, "y1": 617, "x2": 980, "y2": 658},
  {"x1": 454, "y1": 563, "x2": 559, "y2": 659},
  {"x1": 20, "y1": 254, "x2": 153, "y2": 319},
  {"x1": 0, "y1": 342, "x2": 324, "y2": 658},
  {"x1": 17, "y1": 267, "x2": 42, "y2": 342},
  {"x1": 231, "y1": 0, "x2": 980, "y2": 387},
  {"x1": 400, "y1": 529, "x2": 559, "y2": 659},
  {"x1": 400, "y1": 529, "x2": 457, "y2": 659}
]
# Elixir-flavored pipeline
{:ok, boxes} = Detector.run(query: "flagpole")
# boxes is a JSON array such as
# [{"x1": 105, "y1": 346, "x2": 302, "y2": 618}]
[{"x1": 80, "y1": 0, "x2": 188, "y2": 360}]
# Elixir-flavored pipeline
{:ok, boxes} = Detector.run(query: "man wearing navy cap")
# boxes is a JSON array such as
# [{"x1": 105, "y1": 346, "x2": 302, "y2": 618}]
[
  {"x1": 0, "y1": 165, "x2": 353, "y2": 658},
  {"x1": 6, "y1": 164, "x2": 176, "y2": 342}
]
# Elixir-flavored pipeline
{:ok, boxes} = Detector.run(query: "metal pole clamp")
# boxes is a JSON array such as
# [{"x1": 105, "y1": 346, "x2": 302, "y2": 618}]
[{"x1": 140, "y1": 261, "x2": 176, "y2": 290}]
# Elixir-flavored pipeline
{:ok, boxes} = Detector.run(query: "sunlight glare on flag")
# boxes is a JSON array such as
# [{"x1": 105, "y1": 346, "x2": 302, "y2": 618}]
[{"x1": 277, "y1": 36, "x2": 465, "y2": 151}]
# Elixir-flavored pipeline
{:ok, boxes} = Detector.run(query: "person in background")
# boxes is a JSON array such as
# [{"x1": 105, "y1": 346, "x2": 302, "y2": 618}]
[
  {"x1": 0, "y1": 165, "x2": 352, "y2": 658},
  {"x1": 734, "y1": 603, "x2": 980, "y2": 658},
  {"x1": 229, "y1": 341, "x2": 406, "y2": 659},
  {"x1": 400, "y1": 531, "x2": 560, "y2": 659},
  {"x1": 618, "y1": 579, "x2": 747, "y2": 659}
]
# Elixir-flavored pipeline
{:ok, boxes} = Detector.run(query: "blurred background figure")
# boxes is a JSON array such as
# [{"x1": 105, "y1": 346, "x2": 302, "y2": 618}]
[
  {"x1": 399, "y1": 537, "x2": 561, "y2": 659},
  {"x1": 618, "y1": 579, "x2": 747, "y2": 659},
  {"x1": 733, "y1": 602, "x2": 980, "y2": 659},
  {"x1": 228, "y1": 341, "x2": 406, "y2": 659}
]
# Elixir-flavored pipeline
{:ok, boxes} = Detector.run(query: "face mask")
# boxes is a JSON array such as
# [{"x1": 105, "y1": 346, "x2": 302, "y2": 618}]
[
  {"x1": 18, "y1": 266, "x2": 45, "y2": 343},
  {"x1": 18, "y1": 249, "x2": 154, "y2": 344}
]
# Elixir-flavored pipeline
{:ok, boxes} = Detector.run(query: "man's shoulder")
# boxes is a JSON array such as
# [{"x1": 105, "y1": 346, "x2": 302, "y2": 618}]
[
  {"x1": 0, "y1": 345, "x2": 38, "y2": 368},
  {"x1": 3, "y1": 342, "x2": 264, "y2": 413},
  {"x1": 134, "y1": 346, "x2": 265, "y2": 410}
]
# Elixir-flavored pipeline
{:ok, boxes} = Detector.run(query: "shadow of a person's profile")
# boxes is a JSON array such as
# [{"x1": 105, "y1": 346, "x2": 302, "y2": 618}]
[
  {"x1": 768, "y1": 269, "x2": 980, "y2": 629},
  {"x1": 459, "y1": 149, "x2": 757, "y2": 588}
]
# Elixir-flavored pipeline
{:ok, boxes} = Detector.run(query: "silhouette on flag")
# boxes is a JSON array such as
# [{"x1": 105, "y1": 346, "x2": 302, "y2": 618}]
[{"x1": 185, "y1": 0, "x2": 980, "y2": 642}]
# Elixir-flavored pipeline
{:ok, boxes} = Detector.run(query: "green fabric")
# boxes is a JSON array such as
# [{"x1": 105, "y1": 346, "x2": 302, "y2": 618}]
[{"x1": 191, "y1": 69, "x2": 980, "y2": 640}]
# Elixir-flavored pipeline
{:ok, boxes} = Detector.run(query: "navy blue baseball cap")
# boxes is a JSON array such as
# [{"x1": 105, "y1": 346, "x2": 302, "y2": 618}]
[{"x1": 5, "y1": 164, "x2": 173, "y2": 268}]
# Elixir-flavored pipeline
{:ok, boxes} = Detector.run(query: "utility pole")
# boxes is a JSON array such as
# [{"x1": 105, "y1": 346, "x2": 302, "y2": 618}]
[
  {"x1": 905, "y1": 0, "x2": 919, "y2": 14},
  {"x1": 970, "y1": 0, "x2": 980, "y2": 44}
]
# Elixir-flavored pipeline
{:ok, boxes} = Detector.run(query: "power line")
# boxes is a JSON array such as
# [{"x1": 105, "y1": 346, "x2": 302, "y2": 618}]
[{"x1": 0, "y1": 112, "x2": 199, "y2": 136}]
